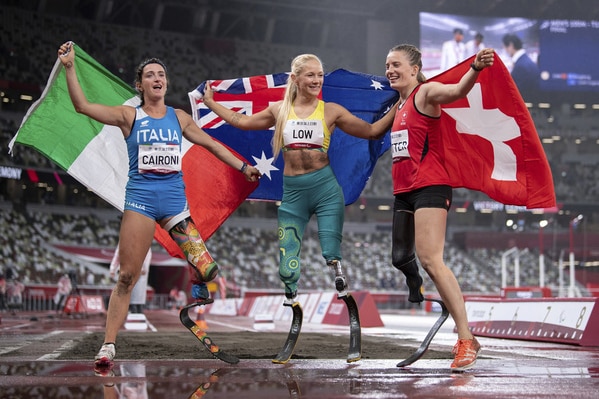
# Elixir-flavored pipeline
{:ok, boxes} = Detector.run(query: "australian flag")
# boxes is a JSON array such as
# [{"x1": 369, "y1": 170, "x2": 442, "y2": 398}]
[{"x1": 188, "y1": 69, "x2": 399, "y2": 205}]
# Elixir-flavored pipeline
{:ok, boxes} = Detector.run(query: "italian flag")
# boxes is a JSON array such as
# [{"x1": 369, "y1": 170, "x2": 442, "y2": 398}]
[{"x1": 9, "y1": 44, "x2": 257, "y2": 258}]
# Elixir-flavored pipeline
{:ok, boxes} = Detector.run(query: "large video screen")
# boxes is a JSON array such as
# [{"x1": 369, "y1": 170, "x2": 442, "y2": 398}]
[
  {"x1": 419, "y1": 12, "x2": 599, "y2": 99},
  {"x1": 538, "y1": 19, "x2": 599, "y2": 92}
]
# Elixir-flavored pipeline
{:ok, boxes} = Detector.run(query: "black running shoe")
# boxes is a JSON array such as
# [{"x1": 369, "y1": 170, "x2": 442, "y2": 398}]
[{"x1": 284, "y1": 290, "x2": 297, "y2": 305}]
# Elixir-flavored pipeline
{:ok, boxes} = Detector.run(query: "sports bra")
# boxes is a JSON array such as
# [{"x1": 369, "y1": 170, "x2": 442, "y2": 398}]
[{"x1": 282, "y1": 100, "x2": 331, "y2": 152}]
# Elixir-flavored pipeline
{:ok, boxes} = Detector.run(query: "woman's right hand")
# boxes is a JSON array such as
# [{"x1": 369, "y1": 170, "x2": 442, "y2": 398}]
[
  {"x1": 57, "y1": 41, "x2": 74, "y2": 66},
  {"x1": 202, "y1": 81, "x2": 214, "y2": 104}
]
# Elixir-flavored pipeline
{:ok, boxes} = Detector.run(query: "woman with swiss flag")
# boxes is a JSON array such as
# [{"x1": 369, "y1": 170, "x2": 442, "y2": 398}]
[{"x1": 385, "y1": 44, "x2": 494, "y2": 371}]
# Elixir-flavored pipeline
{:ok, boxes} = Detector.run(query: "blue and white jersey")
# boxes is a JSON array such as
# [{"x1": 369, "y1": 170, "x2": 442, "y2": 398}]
[{"x1": 127, "y1": 106, "x2": 183, "y2": 180}]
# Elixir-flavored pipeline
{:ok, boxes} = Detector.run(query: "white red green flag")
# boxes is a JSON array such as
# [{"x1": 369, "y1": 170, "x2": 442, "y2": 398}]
[{"x1": 9, "y1": 44, "x2": 257, "y2": 257}]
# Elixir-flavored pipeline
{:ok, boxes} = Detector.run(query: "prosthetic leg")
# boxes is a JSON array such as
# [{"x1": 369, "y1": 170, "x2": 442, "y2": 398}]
[
  {"x1": 166, "y1": 211, "x2": 239, "y2": 364},
  {"x1": 391, "y1": 210, "x2": 424, "y2": 303},
  {"x1": 396, "y1": 299, "x2": 449, "y2": 367},
  {"x1": 328, "y1": 260, "x2": 361, "y2": 363},
  {"x1": 178, "y1": 298, "x2": 238, "y2": 364},
  {"x1": 272, "y1": 291, "x2": 303, "y2": 364},
  {"x1": 273, "y1": 261, "x2": 362, "y2": 364},
  {"x1": 165, "y1": 210, "x2": 219, "y2": 288},
  {"x1": 195, "y1": 305, "x2": 208, "y2": 330},
  {"x1": 390, "y1": 210, "x2": 449, "y2": 367}
]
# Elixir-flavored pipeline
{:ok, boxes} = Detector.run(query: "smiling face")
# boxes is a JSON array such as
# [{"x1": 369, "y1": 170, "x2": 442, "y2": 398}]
[
  {"x1": 385, "y1": 50, "x2": 418, "y2": 92},
  {"x1": 134, "y1": 58, "x2": 168, "y2": 104},
  {"x1": 138, "y1": 63, "x2": 167, "y2": 100},
  {"x1": 292, "y1": 58, "x2": 324, "y2": 98}
]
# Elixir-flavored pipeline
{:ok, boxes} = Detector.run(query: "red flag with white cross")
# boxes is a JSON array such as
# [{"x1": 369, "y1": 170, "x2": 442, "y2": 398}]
[{"x1": 432, "y1": 54, "x2": 556, "y2": 209}]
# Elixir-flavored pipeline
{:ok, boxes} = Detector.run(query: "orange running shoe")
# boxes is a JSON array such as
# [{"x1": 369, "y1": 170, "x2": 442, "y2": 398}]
[{"x1": 450, "y1": 337, "x2": 481, "y2": 371}]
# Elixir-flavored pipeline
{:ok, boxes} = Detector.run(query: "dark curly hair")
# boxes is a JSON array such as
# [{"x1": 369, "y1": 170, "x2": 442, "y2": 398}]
[{"x1": 134, "y1": 58, "x2": 168, "y2": 106}]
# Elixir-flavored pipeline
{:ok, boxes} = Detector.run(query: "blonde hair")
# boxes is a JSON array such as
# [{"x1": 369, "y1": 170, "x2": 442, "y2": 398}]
[{"x1": 271, "y1": 54, "x2": 323, "y2": 158}]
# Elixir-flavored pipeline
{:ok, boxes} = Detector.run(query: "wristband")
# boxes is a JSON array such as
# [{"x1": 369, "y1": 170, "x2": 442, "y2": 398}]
[
  {"x1": 470, "y1": 62, "x2": 483, "y2": 72},
  {"x1": 240, "y1": 162, "x2": 248, "y2": 173}
]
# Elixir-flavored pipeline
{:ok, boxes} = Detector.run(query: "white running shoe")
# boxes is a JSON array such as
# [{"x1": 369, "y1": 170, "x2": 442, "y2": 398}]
[{"x1": 94, "y1": 343, "x2": 116, "y2": 367}]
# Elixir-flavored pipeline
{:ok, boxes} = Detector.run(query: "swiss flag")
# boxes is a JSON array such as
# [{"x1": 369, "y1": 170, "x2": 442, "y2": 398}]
[{"x1": 433, "y1": 54, "x2": 556, "y2": 209}]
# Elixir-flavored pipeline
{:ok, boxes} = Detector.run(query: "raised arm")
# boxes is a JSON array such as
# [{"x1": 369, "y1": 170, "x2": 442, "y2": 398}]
[
  {"x1": 423, "y1": 48, "x2": 495, "y2": 105},
  {"x1": 202, "y1": 82, "x2": 278, "y2": 131},
  {"x1": 175, "y1": 109, "x2": 261, "y2": 181},
  {"x1": 326, "y1": 100, "x2": 398, "y2": 140},
  {"x1": 57, "y1": 42, "x2": 133, "y2": 134}
]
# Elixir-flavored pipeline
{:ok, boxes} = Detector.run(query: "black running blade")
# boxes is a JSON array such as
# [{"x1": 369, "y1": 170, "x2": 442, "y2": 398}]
[
  {"x1": 397, "y1": 298, "x2": 449, "y2": 367},
  {"x1": 341, "y1": 293, "x2": 361, "y2": 363},
  {"x1": 272, "y1": 301, "x2": 303, "y2": 364}
]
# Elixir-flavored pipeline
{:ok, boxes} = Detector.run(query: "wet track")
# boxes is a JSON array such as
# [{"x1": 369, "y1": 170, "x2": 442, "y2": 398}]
[{"x1": 1, "y1": 310, "x2": 598, "y2": 398}]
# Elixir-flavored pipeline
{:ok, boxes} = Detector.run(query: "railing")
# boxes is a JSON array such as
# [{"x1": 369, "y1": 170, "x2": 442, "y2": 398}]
[{"x1": 2, "y1": 292, "x2": 174, "y2": 313}]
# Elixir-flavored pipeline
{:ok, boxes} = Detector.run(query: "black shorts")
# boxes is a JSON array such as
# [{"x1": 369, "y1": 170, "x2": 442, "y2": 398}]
[{"x1": 393, "y1": 185, "x2": 452, "y2": 212}]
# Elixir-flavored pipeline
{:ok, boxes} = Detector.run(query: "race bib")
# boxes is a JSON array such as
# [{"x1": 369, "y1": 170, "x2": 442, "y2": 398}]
[
  {"x1": 138, "y1": 144, "x2": 181, "y2": 174},
  {"x1": 391, "y1": 129, "x2": 410, "y2": 160},
  {"x1": 283, "y1": 119, "x2": 325, "y2": 149}
]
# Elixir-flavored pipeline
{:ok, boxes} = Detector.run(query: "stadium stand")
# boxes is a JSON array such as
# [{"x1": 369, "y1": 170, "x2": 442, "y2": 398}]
[{"x1": 0, "y1": 2, "x2": 597, "y2": 312}]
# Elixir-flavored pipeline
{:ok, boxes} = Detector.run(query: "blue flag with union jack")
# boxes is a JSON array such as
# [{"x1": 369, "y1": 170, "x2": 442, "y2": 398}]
[{"x1": 188, "y1": 69, "x2": 399, "y2": 205}]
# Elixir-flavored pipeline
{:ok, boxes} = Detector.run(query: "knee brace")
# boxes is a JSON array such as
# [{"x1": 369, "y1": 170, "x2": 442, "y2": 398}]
[{"x1": 167, "y1": 211, "x2": 219, "y2": 283}]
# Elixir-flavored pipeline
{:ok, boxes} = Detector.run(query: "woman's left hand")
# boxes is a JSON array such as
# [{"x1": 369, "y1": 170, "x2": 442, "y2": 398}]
[{"x1": 473, "y1": 48, "x2": 494, "y2": 70}]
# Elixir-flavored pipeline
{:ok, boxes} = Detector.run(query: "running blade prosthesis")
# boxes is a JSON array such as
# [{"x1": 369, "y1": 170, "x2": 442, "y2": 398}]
[
  {"x1": 340, "y1": 293, "x2": 361, "y2": 362},
  {"x1": 179, "y1": 299, "x2": 240, "y2": 364},
  {"x1": 272, "y1": 301, "x2": 303, "y2": 364},
  {"x1": 396, "y1": 298, "x2": 449, "y2": 367},
  {"x1": 331, "y1": 261, "x2": 362, "y2": 362},
  {"x1": 273, "y1": 293, "x2": 361, "y2": 364}
]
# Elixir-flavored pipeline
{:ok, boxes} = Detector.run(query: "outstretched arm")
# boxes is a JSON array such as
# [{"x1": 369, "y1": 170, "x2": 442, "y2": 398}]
[
  {"x1": 326, "y1": 100, "x2": 398, "y2": 140},
  {"x1": 176, "y1": 109, "x2": 261, "y2": 181},
  {"x1": 202, "y1": 82, "x2": 278, "y2": 130},
  {"x1": 57, "y1": 41, "x2": 133, "y2": 134}
]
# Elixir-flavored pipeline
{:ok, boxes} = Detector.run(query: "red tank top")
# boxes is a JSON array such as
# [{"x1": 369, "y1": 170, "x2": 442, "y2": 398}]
[{"x1": 390, "y1": 85, "x2": 450, "y2": 194}]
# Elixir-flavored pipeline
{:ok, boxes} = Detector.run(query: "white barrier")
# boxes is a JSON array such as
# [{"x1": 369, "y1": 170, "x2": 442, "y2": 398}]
[
  {"x1": 465, "y1": 297, "x2": 599, "y2": 346},
  {"x1": 124, "y1": 313, "x2": 149, "y2": 331},
  {"x1": 236, "y1": 291, "x2": 384, "y2": 328}
]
